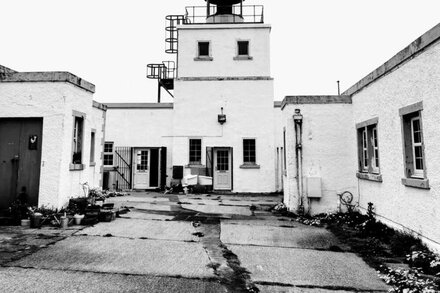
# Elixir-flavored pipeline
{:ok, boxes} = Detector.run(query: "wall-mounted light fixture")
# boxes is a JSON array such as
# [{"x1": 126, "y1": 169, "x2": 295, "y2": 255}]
[
  {"x1": 293, "y1": 109, "x2": 303, "y2": 124},
  {"x1": 218, "y1": 107, "x2": 227, "y2": 125}
]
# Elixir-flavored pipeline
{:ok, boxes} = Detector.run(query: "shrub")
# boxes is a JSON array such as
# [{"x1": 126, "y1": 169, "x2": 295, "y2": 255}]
[{"x1": 390, "y1": 232, "x2": 425, "y2": 257}]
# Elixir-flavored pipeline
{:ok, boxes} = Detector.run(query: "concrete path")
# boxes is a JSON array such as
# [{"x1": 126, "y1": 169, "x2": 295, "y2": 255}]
[{"x1": 0, "y1": 192, "x2": 389, "y2": 292}]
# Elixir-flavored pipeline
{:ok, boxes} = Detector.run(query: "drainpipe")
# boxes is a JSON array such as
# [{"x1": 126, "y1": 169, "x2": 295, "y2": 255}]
[{"x1": 293, "y1": 109, "x2": 304, "y2": 214}]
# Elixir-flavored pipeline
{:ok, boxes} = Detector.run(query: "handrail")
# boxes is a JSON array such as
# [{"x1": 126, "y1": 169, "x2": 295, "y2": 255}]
[{"x1": 184, "y1": 5, "x2": 264, "y2": 24}]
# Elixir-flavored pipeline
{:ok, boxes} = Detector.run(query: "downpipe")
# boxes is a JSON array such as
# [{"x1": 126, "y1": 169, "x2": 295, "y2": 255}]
[{"x1": 293, "y1": 109, "x2": 304, "y2": 215}]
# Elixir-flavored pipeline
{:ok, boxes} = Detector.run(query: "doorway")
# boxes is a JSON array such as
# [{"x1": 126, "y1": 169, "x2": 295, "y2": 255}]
[
  {"x1": 213, "y1": 148, "x2": 232, "y2": 190},
  {"x1": 133, "y1": 148, "x2": 160, "y2": 189},
  {"x1": 0, "y1": 118, "x2": 43, "y2": 209}
]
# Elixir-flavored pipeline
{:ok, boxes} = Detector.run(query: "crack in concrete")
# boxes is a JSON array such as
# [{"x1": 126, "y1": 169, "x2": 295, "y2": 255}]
[
  {"x1": 1, "y1": 265, "x2": 219, "y2": 282},
  {"x1": 196, "y1": 220, "x2": 259, "y2": 293},
  {"x1": 255, "y1": 281, "x2": 388, "y2": 292}
]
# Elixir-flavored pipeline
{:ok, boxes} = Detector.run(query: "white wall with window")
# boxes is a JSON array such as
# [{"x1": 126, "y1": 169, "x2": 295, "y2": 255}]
[
  {"x1": 349, "y1": 31, "x2": 440, "y2": 251},
  {"x1": 0, "y1": 69, "x2": 106, "y2": 210},
  {"x1": 178, "y1": 24, "x2": 271, "y2": 78}
]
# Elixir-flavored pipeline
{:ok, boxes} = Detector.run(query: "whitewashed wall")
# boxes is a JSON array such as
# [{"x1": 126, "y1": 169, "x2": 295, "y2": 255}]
[
  {"x1": 105, "y1": 106, "x2": 174, "y2": 186},
  {"x1": 282, "y1": 101, "x2": 357, "y2": 215},
  {"x1": 351, "y1": 38, "x2": 440, "y2": 251},
  {"x1": 173, "y1": 79, "x2": 276, "y2": 192},
  {"x1": 178, "y1": 24, "x2": 271, "y2": 78},
  {"x1": 0, "y1": 81, "x2": 104, "y2": 209}
]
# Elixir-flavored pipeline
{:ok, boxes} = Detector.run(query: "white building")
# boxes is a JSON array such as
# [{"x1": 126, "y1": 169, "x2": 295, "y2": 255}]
[
  {"x1": 0, "y1": 65, "x2": 106, "y2": 210},
  {"x1": 104, "y1": 0, "x2": 284, "y2": 193},
  {"x1": 282, "y1": 23, "x2": 440, "y2": 251}
]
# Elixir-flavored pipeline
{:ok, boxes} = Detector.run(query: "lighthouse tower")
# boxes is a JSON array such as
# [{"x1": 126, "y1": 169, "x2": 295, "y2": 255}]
[{"x1": 171, "y1": 0, "x2": 275, "y2": 192}]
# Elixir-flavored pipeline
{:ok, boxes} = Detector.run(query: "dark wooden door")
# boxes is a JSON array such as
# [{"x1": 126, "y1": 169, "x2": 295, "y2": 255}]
[{"x1": 0, "y1": 118, "x2": 43, "y2": 209}]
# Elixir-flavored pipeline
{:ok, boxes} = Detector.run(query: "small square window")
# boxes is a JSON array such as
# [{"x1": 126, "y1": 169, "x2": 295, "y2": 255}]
[
  {"x1": 189, "y1": 139, "x2": 202, "y2": 164},
  {"x1": 243, "y1": 139, "x2": 256, "y2": 164},
  {"x1": 238, "y1": 41, "x2": 249, "y2": 56},
  {"x1": 198, "y1": 42, "x2": 210, "y2": 57}
]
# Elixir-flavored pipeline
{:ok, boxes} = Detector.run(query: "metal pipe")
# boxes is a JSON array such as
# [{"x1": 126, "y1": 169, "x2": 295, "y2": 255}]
[{"x1": 293, "y1": 109, "x2": 304, "y2": 214}]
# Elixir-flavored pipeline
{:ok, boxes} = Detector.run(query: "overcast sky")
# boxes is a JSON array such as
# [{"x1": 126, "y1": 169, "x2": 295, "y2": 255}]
[{"x1": 1, "y1": 0, "x2": 439, "y2": 103}]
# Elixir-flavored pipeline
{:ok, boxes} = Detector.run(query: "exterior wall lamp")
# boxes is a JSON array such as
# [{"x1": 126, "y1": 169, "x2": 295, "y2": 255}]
[
  {"x1": 293, "y1": 109, "x2": 303, "y2": 124},
  {"x1": 218, "y1": 107, "x2": 227, "y2": 125}
]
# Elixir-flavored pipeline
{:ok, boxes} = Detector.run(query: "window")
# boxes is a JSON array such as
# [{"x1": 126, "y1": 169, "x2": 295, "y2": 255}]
[
  {"x1": 189, "y1": 139, "x2": 202, "y2": 165},
  {"x1": 356, "y1": 118, "x2": 381, "y2": 180},
  {"x1": 234, "y1": 40, "x2": 253, "y2": 60},
  {"x1": 136, "y1": 150, "x2": 149, "y2": 171},
  {"x1": 243, "y1": 139, "x2": 256, "y2": 164},
  {"x1": 361, "y1": 128, "x2": 368, "y2": 171},
  {"x1": 401, "y1": 104, "x2": 426, "y2": 179},
  {"x1": 72, "y1": 115, "x2": 84, "y2": 165},
  {"x1": 90, "y1": 131, "x2": 96, "y2": 164},
  {"x1": 400, "y1": 102, "x2": 429, "y2": 189},
  {"x1": 372, "y1": 127, "x2": 379, "y2": 170},
  {"x1": 198, "y1": 42, "x2": 210, "y2": 57},
  {"x1": 104, "y1": 142, "x2": 114, "y2": 166},
  {"x1": 237, "y1": 41, "x2": 249, "y2": 56}
]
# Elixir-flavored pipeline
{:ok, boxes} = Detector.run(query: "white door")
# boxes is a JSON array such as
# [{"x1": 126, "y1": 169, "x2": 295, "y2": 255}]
[
  {"x1": 214, "y1": 148, "x2": 232, "y2": 190},
  {"x1": 134, "y1": 149, "x2": 150, "y2": 189}
]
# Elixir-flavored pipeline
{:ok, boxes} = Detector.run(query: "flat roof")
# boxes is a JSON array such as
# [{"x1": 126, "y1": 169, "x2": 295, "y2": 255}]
[
  {"x1": 105, "y1": 103, "x2": 174, "y2": 109},
  {"x1": 0, "y1": 71, "x2": 95, "y2": 93},
  {"x1": 281, "y1": 95, "x2": 352, "y2": 110},
  {"x1": 343, "y1": 22, "x2": 440, "y2": 96}
]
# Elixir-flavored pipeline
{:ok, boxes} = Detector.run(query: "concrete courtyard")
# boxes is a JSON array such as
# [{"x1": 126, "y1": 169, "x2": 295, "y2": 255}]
[{"x1": 0, "y1": 192, "x2": 389, "y2": 292}]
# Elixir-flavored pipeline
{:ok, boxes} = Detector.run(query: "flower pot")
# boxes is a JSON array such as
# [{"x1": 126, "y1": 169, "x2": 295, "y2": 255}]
[
  {"x1": 73, "y1": 214, "x2": 84, "y2": 225},
  {"x1": 21, "y1": 219, "x2": 31, "y2": 228},
  {"x1": 31, "y1": 213, "x2": 43, "y2": 228}
]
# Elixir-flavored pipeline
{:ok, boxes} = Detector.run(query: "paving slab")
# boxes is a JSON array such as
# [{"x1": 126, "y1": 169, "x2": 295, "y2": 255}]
[
  {"x1": 229, "y1": 245, "x2": 389, "y2": 291},
  {"x1": 181, "y1": 203, "x2": 252, "y2": 216},
  {"x1": 0, "y1": 267, "x2": 226, "y2": 293},
  {"x1": 78, "y1": 219, "x2": 199, "y2": 242},
  {"x1": 119, "y1": 211, "x2": 175, "y2": 221},
  {"x1": 257, "y1": 285, "x2": 354, "y2": 293},
  {"x1": 124, "y1": 202, "x2": 181, "y2": 211},
  {"x1": 8, "y1": 236, "x2": 214, "y2": 278},
  {"x1": 223, "y1": 218, "x2": 297, "y2": 228},
  {"x1": 221, "y1": 223, "x2": 342, "y2": 250}
]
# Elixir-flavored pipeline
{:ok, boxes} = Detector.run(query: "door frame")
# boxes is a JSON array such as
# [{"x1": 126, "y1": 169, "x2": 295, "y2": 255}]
[
  {"x1": 0, "y1": 118, "x2": 43, "y2": 209},
  {"x1": 212, "y1": 147, "x2": 233, "y2": 191},
  {"x1": 131, "y1": 147, "x2": 162, "y2": 190}
]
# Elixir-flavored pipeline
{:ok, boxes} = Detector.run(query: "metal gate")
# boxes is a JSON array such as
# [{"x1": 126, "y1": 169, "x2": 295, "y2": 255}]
[{"x1": 114, "y1": 147, "x2": 132, "y2": 191}]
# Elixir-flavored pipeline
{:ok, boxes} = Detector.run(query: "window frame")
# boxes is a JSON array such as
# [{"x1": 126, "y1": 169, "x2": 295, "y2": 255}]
[
  {"x1": 234, "y1": 40, "x2": 253, "y2": 61},
  {"x1": 242, "y1": 138, "x2": 257, "y2": 165},
  {"x1": 189, "y1": 138, "x2": 202, "y2": 165},
  {"x1": 90, "y1": 129, "x2": 96, "y2": 166},
  {"x1": 410, "y1": 116, "x2": 424, "y2": 178},
  {"x1": 399, "y1": 101, "x2": 429, "y2": 189},
  {"x1": 103, "y1": 142, "x2": 114, "y2": 167},
  {"x1": 356, "y1": 117, "x2": 381, "y2": 181},
  {"x1": 70, "y1": 110, "x2": 86, "y2": 171},
  {"x1": 194, "y1": 41, "x2": 213, "y2": 61}
]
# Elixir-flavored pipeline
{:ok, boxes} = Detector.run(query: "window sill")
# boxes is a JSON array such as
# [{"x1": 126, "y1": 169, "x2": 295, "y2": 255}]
[
  {"x1": 70, "y1": 164, "x2": 85, "y2": 171},
  {"x1": 356, "y1": 172, "x2": 383, "y2": 182},
  {"x1": 194, "y1": 57, "x2": 213, "y2": 61},
  {"x1": 186, "y1": 164, "x2": 205, "y2": 168},
  {"x1": 402, "y1": 178, "x2": 430, "y2": 189},
  {"x1": 240, "y1": 164, "x2": 260, "y2": 169},
  {"x1": 89, "y1": 162, "x2": 96, "y2": 167},
  {"x1": 233, "y1": 56, "x2": 253, "y2": 61}
]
